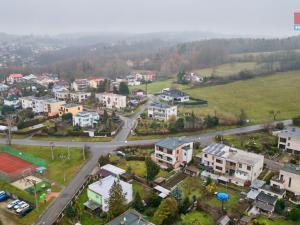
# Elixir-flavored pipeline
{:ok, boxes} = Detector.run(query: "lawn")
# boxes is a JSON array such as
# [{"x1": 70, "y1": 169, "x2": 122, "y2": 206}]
[
  {"x1": 1, "y1": 145, "x2": 88, "y2": 186},
  {"x1": 129, "y1": 79, "x2": 178, "y2": 94},
  {"x1": 132, "y1": 181, "x2": 153, "y2": 199},
  {"x1": 179, "y1": 177, "x2": 205, "y2": 200},
  {"x1": 207, "y1": 186, "x2": 240, "y2": 209},
  {"x1": 255, "y1": 216, "x2": 299, "y2": 225},
  {"x1": 180, "y1": 211, "x2": 215, "y2": 225},
  {"x1": 192, "y1": 62, "x2": 259, "y2": 77},
  {"x1": 181, "y1": 71, "x2": 300, "y2": 123},
  {"x1": 31, "y1": 135, "x2": 112, "y2": 142},
  {"x1": 116, "y1": 160, "x2": 169, "y2": 178}
]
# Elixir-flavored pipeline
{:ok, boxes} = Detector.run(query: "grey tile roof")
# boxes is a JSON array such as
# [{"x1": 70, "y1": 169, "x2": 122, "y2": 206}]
[
  {"x1": 156, "y1": 137, "x2": 191, "y2": 150},
  {"x1": 279, "y1": 127, "x2": 300, "y2": 137},
  {"x1": 149, "y1": 102, "x2": 174, "y2": 109},
  {"x1": 256, "y1": 192, "x2": 277, "y2": 205},
  {"x1": 107, "y1": 209, "x2": 154, "y2": 225}
]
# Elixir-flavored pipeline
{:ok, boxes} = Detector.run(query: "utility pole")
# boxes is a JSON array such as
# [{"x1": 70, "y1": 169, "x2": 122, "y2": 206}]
[
  {"x1": 6, "y1": 114, "x2": 13, "y2": 146},
  {"x1": 82, "y1": 145, "x2": 86, "y2": 161},
  {"x1": 50, "y1": 142, "x2": 54, "y2": 160},
  {"x1": 67, "y1": 145, "x2": 70, "y2": 160}
]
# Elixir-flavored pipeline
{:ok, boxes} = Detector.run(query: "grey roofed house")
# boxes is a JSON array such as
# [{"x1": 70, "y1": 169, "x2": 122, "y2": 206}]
[
  {"x1": 256, "y1": 192, "x2": 277, "y2": 205},
  {"x1": 250, "y1": 179, "x2": 266, "y2": 190},
  {"x1": 161, "y1": 89, "x2": 188, "y2": 98},
  {"x1": 217, "y1": 215, "x2": 230, "y2": 225},
  {"x1": 155, "y1": 137, "x2": 191, "y2": 150},
  {"x1": 106, "y1": 209, "x2": 154, "y2": 225}
]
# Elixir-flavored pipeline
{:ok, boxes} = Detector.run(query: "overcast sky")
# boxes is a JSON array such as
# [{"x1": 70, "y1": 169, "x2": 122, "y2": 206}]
[{"x1": 0, "y1": 0, "x2": 299, "y2": 37}]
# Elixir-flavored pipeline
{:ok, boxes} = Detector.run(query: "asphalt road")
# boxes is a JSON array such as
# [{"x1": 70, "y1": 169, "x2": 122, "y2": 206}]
[{"x1": 2, "y1": 117, "x2": 291, "y2": 225}]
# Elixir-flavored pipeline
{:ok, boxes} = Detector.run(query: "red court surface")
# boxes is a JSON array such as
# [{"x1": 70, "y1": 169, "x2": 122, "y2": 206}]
[{"x1": 0, "y1": 152, "x2": 35, "y2": 174}]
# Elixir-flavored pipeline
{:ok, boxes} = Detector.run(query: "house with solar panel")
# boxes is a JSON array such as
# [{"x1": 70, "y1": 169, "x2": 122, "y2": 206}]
[
  {"x1": 153, "y1": 137, "x2": 193, "y2": 169},
  {"x1": 201, "y1": 143, "x2": 264, "y2": 186}
]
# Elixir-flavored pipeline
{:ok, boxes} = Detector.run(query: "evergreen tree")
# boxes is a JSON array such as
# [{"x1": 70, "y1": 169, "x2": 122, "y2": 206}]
[
  {"x1": 108, "y1": 179, "x2": 127, "y2": 219},
  {"x1": 145, "y1": 158, "x2": 160, "y2": 181},
  {"x1": 153, "y1": 197, "x2": 178, "y2": 225},
  {"x1": 119, "y1": 82, "x2": 129, "y2": 96},
  {"x1": 132, "y1": 192, "x2": 144, "y2": 212}
]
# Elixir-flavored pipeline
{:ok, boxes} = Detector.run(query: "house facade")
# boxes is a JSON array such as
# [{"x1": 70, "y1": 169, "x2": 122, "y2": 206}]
[
  {"x1": 70, "y1": 92, "x2": 91, "y2": 103},
  {"x1": 270, "y1": 163, "x2": 300, "y2": 204},
  {"x1": 86, "y1": 175, "x2": 133, "y2": 212},
  {"x1": 148, "y1": 102, "x2": 177, "y2": 121},
  {"x1": 88, "y1": 77, "x2": 104, "y2": 89},
  {"x1": 71, "y1": 79, "x2": 89, "y2": 91},
  {"x1": 201, "y1": 143, "x2": 264, "y2": 186},
  {"x1": 73, "y1": 111, "x2": 99, "y2": 128},
  {"x1": 8, "y1": 73, "x2": 23, "y2": 84},
  {"x1": 160, "y1": 89, "x2": 190, "y2": 103},
  {"x1": 96, "y1": 93, "x2": 127, "y2": 109},
  {"x1": 43, "y1": 99, "x2": 66, "y2": 116},
  {"x1": 153, "y1": 138, "x2": 193, "y2": 169},
  {"x1": 59, "y1": 103, "x2": 83, "y2": 116},
  {"x1": 277, "y1": 127, "x2": 300, "y2": 154},
  {"x1": 20, "y1": 96, "x2": 34, "y2": 109},
  {"x1": 54, "y1": 90, "x2": 70, "y2": 101},
  {"x1": 4, "y1": 96, "x2": 20, "y2": 108}
]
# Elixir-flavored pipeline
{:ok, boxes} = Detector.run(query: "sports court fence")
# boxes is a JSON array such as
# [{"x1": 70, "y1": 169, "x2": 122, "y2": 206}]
[{"x1": 1, "y1": 146, "x2": 46, "y2": 167}]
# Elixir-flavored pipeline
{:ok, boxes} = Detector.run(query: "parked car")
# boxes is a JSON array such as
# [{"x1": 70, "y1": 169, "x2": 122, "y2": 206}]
[
  {"x1": 13, "y1": 201, "x2": 26, "y2": 210},
  {"x1": 19, "y1": 206, "x2": 33, "y2": 217},
  {"x1": 0, "y1": 192, "x2": 8, "y2": 202},
  {"x1": 7, "y1": 199, "x2": 20, "y2": 209},
  {"x1": 16, "y1": 203, "x2": 29, "y2": 213}
]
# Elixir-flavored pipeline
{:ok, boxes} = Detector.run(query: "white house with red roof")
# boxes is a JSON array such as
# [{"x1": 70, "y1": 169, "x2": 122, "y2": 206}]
[{"x1": 8, "y1": 73, "x2": 23, "y2": 84}]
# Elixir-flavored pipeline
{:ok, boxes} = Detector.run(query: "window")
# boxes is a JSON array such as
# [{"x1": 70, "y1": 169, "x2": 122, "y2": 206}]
[
  {"x1": 289, "y1": 177, "x2": 292, "y2": 187},
  {"x1": 288, "y1": 137, "x2": 291, "y2": 140},
  {"x1": 280, "y1": 138, "x2": 287, "y2": 143},
  {"x1": 216, "y1": 159, "x2": 223, "y2": 164},
  {"x1": 204, "y1": 154, "x2": 208, "y2": 158},
  {"x1": 215, "y1": 166, "x2": 223, "y2": 171},
  {"x1": 239, "y1": 164, "x2": 242, "y2": 168},
  {"x1": 247, "y1": 166, "x2": 251, "y2": 171},
  {"x1": 287, "y1": 143, "x2": 290, "y2": 146}
]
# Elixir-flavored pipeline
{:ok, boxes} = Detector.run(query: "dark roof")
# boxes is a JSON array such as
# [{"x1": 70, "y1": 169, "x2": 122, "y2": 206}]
[
  {"x1": 255, "y1": 201, "x2": 274, "y2": 212},
  {"x1": 107, "y1": 209, "x2": 154, "y2": 225},
  {"x1": 161, "y1": 89, "x2": 188, "y2": 98},
  {"x1": 156, "y1": 137, "x2": 191, "y2": 150},
  {"x1": 256, "y1": 192, "x2": 277, "y2": 205},
  {"x1": 282, "y1": 163, "x2": 300, "y2": 176}
]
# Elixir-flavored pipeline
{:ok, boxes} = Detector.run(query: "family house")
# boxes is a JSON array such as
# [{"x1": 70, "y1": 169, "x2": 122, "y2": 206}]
[
  {"x1": 4, "y1": 96, "x2": 20, "y2": 108},
  {"x1": 153, "y1": 137, "x2": 193, "y2": 169},
  {"x1": 160, "y1": 89, "x2": 189, "y2": 103},
  {"x1": 88, "y1": 76, "x2": 104, "y2": 89},
  {"x1": 85, "y1": 175, "x2": 133, "y2": 212},
  {"x1": 71, "y1": 79, "x2": 89, "y2": 91},
  {"x1": 201, "y1": 143, "x2": 264, "y2": 186},
  {"x1": 270, "y1": 163, "x2": 300, "y2": 204},
  {"x1": 73, "y1": 111, "x2": 99, "y2": 128},
  {"x1": 69, "y1": 92, "x2": 91, "y2": 103},
  {"x1": 148, "y1": 102, "x2": 177, "y2": 121},
  {"x1": 59, "y1": 103, "x2": 83, "y2": 116},
  {"x1": 277, "y1": 127, "x2": 300, "y2": 154},
  {"x1": 8, "y1": 73, "x2": 23, "y2": 84},
  {"x1": 96, "y1": 93, "x2": 127, "y2": 109}
]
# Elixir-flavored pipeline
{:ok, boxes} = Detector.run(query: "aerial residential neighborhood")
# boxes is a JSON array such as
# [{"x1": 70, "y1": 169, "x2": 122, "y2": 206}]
[{"x1": 0, "y1": 2, "x2": 300, "y2": 225}]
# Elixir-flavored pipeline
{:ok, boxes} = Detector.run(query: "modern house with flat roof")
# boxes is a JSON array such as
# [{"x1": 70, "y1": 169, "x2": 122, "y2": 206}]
[
  {"x1": 270, "y1": 163, "x2": 300, "y2": 204},
  {"x1": 4, "y1": 96, "x2": 20, "y2": 108},
  {"x1": 148, "y1": 102, "x2": 177, "y2": 121},
  {"x1": 85, "y1": 175, "x2": 133, "y2": 212},
  {"x1": 153, "y1": 137, "x2": 193, "y2": 169},
  {"x1": 59, "y1": 103, "x2": 83, "y2": 116},
  {"x1": 96, "y1": 93, "x2": 127, "y2": 109},
  {"x1": 160, "y1": 89, "x2": 189, "y2": 103},
  {"x1": 70, "y1": 92, "x2": 91, "y2": 103},
  {"x1": 73, "y1": 111, "x2": 99, "y2": 128},
  {"x1": 71, "y1": 79, "x2": 89, "y2": 91},
  {"x1": 277, "y1": 127, "x2": 300, "y2": 154},
  {"x1": 202, "y1": 143, "x2": 264, "y2": 186}
]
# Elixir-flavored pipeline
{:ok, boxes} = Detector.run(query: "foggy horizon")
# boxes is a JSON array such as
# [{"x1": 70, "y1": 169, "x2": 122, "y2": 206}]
[{"x1": 1, "y1": 0, "x2": 299, "y2": 37}]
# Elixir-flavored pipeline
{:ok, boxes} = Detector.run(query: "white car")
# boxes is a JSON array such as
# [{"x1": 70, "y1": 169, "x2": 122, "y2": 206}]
[
  {"x1": 13, "y1": 201, "x2": 25, "y2": 210},
  {"x1": 16, "y1": 203, "x2": 29, "y2": 213},
  {"x1": 0, "y1": 191, "x2": 5, "y2": 196},
  {"x1": 7, "y1": 199, "x2": 20, "y2": 209}
]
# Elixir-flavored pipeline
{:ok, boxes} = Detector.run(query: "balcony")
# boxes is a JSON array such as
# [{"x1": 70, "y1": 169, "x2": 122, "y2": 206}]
[{"x1": 271, "y1": 175, "x2": 284, "y2": 184}]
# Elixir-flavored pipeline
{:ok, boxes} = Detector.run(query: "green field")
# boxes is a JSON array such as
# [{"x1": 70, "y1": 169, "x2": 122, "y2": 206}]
[
  {"x1": 181, "y1": 71, "x2": 300, "y2": 123},
  {"x1": 255, "y1": 216, "x2": 299, "y2": 225},
  {"x1": 192, "y1": 62, "x2": 259, "y2": 77},
  {"x1": 130, "y1": 79, "x2": 175, "y2": 94}
]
